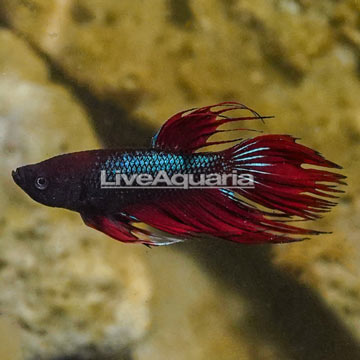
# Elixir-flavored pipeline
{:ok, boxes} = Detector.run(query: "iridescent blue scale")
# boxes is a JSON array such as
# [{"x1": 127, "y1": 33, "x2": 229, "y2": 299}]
[{"x1": 102, "y1": 150, "x2": 220, "y2": 181}]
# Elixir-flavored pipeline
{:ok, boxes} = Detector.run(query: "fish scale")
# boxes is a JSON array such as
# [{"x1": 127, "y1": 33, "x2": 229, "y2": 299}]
[{"x1": 100, "y1": 150, "x2": 220, "y2": 183}]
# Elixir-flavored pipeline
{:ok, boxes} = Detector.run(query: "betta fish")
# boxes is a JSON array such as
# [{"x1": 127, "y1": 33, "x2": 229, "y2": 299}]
[{"x1": 12, "y1": 102, "x2": 345, "y2": 246}]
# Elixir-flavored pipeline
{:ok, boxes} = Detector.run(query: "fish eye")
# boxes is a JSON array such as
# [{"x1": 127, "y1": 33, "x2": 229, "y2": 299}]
[{"x1": 35, "y1": 176, "x2": 49, "y2": 190}]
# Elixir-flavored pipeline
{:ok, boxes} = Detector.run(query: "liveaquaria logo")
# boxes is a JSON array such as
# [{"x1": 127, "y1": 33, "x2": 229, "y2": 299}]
[{"x1": 100, "y1": 170, "x2": 255, "y2": 189}]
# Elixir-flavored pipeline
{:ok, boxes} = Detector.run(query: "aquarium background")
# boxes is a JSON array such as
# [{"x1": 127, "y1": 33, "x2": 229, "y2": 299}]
[{"x1": 0, "y1": 1, "x2": 360, "y2": 359}]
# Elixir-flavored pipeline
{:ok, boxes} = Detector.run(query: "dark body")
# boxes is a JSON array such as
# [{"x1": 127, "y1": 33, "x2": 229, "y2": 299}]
[
  {"x1": 13, "y1": 149, "x2": 223, "y2": 213},
  {"x1": 78, "y1": 149, "x2": 223, "y2": 213}
]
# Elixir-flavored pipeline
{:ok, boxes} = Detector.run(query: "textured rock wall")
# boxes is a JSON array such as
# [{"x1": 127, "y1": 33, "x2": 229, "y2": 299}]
[
  {"x1": 0, "y1": 28, "x2": 288, "y2": 360},
  {"x1": 0, "y1": 29, "x2": 151, "y2": 359},
  {"x1": 1, "y1": 0, "x2": 360, "y2": 359}
]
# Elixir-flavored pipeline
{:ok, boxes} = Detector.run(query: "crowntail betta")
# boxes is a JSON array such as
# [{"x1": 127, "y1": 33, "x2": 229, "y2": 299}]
[{"x1": 12, "y1": 102, "x2": 345, "y2": 246}]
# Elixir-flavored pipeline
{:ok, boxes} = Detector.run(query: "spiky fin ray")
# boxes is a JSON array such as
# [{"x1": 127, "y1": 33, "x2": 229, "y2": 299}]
[
  {"x1": 81, "y1": 212, "x2": 183, "y2": 246},
  {"x1": 152, "y1": 102, "x2": 271, "y2": 152},
  {"x1": 223, "y1": 135, "x2": 346, "y2": 220}
]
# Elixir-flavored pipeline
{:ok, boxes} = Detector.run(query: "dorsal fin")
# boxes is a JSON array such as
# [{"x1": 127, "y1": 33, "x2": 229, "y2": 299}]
[{"x1": 151, "y1": 102, "x2": 271, "y2": 153}]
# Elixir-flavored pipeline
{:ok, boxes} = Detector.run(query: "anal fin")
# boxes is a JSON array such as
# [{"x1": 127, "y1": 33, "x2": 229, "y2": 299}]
[{"x1": 80, "y1": 212, "x2": 183, "y2": 246}]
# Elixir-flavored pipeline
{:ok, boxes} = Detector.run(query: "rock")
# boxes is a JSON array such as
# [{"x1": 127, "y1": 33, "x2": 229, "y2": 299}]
[
  {"x1": 0, "y1": 28, "x2": 97, "y2": 212},
  {"x1": 0, "y1": 0, "x2": 337, "y2": 125},
  {"x1": 332, "y1": 0, "x2": 360, "y2": 48},
  {"x1": 0, "y1": 29, "x2": 151, "y2": 359},
  {"x1": 1, "y1": 209, "x2": 152, "y2": 360},
  {"x1": 270, "y1": 50, "x2": 360, "y2": 342},
  {"x1": 133, "y1": 247, "x2": 288, "y2": 360},
  {"x1": 0, "y1": 316, "x2": 23, "y2": 360},
  {"x1": 0, "y1": 28, "x2": 280, "y2": 360}
]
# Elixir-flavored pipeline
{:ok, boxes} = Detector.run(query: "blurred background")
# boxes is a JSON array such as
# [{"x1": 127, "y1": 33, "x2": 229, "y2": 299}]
[{"x1": 0, "y1": 0, "x2": 360, "y2": 359}]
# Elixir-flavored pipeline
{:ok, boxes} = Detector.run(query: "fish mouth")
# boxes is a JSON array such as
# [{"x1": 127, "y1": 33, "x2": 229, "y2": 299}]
[{"x1": 12, "y1": 167, "x2": 26, "y2": 188}]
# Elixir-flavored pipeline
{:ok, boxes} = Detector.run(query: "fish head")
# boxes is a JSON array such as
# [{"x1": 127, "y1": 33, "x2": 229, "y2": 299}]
[{"x1": 12, "y1": 153, "x2": 86, "y2": 211}]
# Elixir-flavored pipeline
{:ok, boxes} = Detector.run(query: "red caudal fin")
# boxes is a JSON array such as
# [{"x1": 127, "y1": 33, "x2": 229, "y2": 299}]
[
  {"x1": 222, "y1": 135, "x2": 346, "y2": 220},
  {"x1": 152, "y1": 102, "x2": 271, "y2": 152}
]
